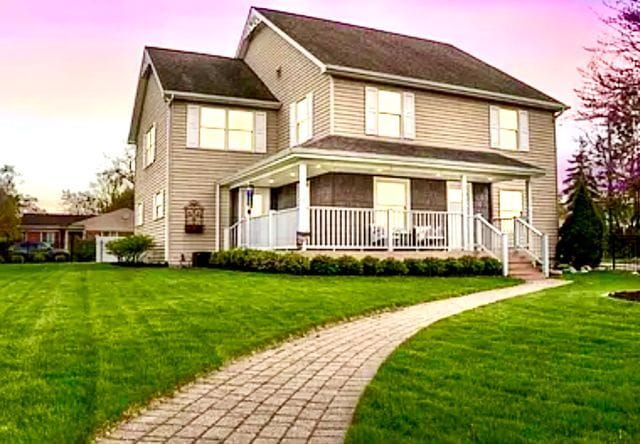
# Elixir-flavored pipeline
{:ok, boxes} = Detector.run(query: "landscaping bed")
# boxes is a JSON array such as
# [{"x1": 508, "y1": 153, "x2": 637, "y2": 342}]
[{"x1": 610, "y1": 290, "x2": 640, "y2": 302}]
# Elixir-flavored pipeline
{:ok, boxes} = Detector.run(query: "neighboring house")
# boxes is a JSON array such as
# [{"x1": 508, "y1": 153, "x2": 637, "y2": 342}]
[
  {"x1": 128, "y1": 7, "x2": 566, "y2": 277},
  {"x1": 21, "y1": 214, "x2": 88, "y2": 250},
  {"x1": 21, "y1": 209, "x2": 134, "y2": 255},
  {"x1": 69, "y1": 208, "x2": 135, "y2": 239}
]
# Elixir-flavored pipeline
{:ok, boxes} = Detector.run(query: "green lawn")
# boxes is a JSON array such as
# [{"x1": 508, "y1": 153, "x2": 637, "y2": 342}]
[
  {"x1": 0, "y1": 263, "x2": 514, "y2": 443},
  {"x1": 347, "y1": 272, "x2": 640, "y2": 444}
]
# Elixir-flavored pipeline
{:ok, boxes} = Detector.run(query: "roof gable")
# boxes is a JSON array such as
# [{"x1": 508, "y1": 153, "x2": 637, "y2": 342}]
[{"x1": 251, "y1": 8, "x2": 564, "y2": 109}]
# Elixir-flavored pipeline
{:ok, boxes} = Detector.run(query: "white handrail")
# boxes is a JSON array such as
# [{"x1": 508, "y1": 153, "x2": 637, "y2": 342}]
[
  {"x1": 474, "y1": 214, "x2": 509, "y2": 276},
  {"x1": 514, "y1": 217, "x2": 549, "y2": 277}
]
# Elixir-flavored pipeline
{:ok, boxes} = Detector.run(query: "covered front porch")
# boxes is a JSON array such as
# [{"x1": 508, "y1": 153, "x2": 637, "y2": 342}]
[{"x1": 222, "y1": 141, "x2": 549, "y2": 276}]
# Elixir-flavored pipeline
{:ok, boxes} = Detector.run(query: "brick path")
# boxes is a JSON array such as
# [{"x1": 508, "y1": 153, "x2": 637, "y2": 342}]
[{"x1": 97, "y1": 279, "x2": 567, "y2": 444}]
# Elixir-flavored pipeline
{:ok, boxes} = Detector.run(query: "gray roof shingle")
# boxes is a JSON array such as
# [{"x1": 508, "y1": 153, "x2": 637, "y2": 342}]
[
  {"x1": 146, "y1": 47, "x2": 277, "y2": 101},
  {"x1": 256, "y1": 8, "x2": 563, "y2": 106},
  {"x1": 300, "y1": 135, "x2": 542, "y2": 171}
]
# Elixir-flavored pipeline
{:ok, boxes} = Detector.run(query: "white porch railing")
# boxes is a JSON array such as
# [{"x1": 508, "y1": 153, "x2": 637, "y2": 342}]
[
  {"x1": 308, "y1": 207, "x2": 464, "y2": 251},
  {"x1": 229, "y1": 208, "x2": 298, "y2": 250},
  {"x1": 514, "y1": 217, "x2": 549, "y2": 277},
  {"x1": 474, "y1": 214, "x2": 509, "y2": 276}
]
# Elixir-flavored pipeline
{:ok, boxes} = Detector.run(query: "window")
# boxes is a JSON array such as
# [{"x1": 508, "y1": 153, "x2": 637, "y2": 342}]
[
  {"x1": 41, "y1": 232, "x2": 56, "y2": 245},
  {"x1": 143, "y1": 124, "x2": 156, "y2": 167},
  {"x1": 153, "y1": 191, "x2": 165, "y2": 220},
  {"x1": 228, "y1": 110, "x2": 254, "y2": 151},
  {"x1": 499, "y1": 190, "x2": 523, "y2": 234},
  {"x1": 199, "y1": 107, "x2": 254, "y2": 151},
  {"x1": 136, "y1": 202, "x2": 144, "y2": 226},
  {"x1": 490, "y1": 106, "x2": 529, "y2": 151},
  {"x1": 377, "y1": 90, "x2": 402, "y2": 137},
  {"x1": 296, "y1": 96, "x2": 311, "y2": 144}
]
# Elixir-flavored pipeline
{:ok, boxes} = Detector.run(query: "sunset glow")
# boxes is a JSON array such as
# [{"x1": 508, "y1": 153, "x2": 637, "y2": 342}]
[{"x1": 1, "y1": 0, "x2": 605, "y2": 210}]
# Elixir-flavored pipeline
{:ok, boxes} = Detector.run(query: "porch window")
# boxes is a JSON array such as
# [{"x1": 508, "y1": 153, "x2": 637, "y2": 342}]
[
  {"x1": 199, "y1": 107, "x2": 254, "y2": 151},
  {"x1": 143, "y1": 124, "x2": 156, "y2": 167},
  {"x1": 153, "y1": 190, "x2": 165, "y2": 220},
  {"x1": 377, "y1": 90, "x2": 402, "y2": 138},
  {"x1": 499, "y1": 189, "x2": 523, "y2": 233}
]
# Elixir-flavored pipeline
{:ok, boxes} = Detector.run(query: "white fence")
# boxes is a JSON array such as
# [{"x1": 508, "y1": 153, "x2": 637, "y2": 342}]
[
  {"x1": 95, "y1": 236, "x2": 123, "y2": 263},
  {"x1": 229, "y1": 208, "x2": 298, "y2": 250}
]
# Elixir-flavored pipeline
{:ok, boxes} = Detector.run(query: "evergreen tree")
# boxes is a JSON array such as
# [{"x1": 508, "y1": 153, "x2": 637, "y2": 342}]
[
  {"x1": 557, "y1": 178, "x2": 605, "y2": 268},
  {"x1": 562, "y1": 139, "x2": 599, "y2": 204}
]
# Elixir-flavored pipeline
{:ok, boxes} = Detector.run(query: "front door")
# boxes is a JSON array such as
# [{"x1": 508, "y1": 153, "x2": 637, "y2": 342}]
[
  {"x1": 447, "y1": 181, "x2": 473, "y2": 250},
  {"x1": 374, "y1": 178, "x2": 409, "y2": 233}
]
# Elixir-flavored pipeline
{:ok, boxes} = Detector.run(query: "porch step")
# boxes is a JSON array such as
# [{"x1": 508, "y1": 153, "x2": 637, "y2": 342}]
[{"x1": 508, "y1": 250, "x2": 545, "y2": 281}]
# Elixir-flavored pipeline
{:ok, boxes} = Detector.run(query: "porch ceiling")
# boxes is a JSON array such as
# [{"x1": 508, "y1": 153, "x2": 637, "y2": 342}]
[{"x1": 222, "y1": 143, "x2": 544, "y2": 189}]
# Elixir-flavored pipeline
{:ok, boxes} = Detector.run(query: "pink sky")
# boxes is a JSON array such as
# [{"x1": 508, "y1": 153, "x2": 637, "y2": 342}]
[{"x1": 1, "y1": 0, "x2": 605, "y2": 211}]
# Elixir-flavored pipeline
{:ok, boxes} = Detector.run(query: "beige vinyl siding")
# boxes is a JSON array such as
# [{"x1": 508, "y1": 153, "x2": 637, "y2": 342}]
[
  {"x1": 332, "y1": 76, "x2": 558, "y2": 257},
  {"x1": 166, "y1": 101, "x2": 278, "y2": 265},
  {"x1": 243, "y1": 24, "x2": 330, "y2": 150},
  {"x1": 134, "y1": 74, "x2": 168, "y2": 262}
]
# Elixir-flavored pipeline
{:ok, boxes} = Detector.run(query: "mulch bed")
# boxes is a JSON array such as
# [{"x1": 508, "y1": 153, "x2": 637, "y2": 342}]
[{"x1": 609, "y1": 291, "x2": 640, "y2": 302}]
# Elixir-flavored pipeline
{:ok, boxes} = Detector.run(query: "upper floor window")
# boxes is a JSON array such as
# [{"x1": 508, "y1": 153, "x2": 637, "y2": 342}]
[
  {"x1": 490, "y1": 106, "x2": 529, "y2": 151},
  {"x1": 153, "y1": 191, "x2": 165, "y2": 220},
  {"x1": 289, "y1": 93, "x2": 313, "y2": 147},
  {"x1": 186, "y1": 105, "x2": 267, "y2": 153},
  {"x1": 377, "y1": 90, "x2": 402, "y2": 137},
  {"x1": 143, "y1": 124, "x2": 156, "y2": 167},
  {"x1": 365, "y1": 87, "x2": 415, "y2": 139}
]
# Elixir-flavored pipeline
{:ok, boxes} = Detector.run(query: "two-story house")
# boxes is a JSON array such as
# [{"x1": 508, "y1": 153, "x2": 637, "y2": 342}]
[{"x1": 128, "y1": 7, "x2": 566, "y2": 277}]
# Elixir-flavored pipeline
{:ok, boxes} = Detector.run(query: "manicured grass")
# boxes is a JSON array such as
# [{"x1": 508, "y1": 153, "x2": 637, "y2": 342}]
[
  {"x1": 347, "y1": 272, "x2": 640, "y2": 443},
  {"x1": 0, "y1": 263, "x2": 515, "y2": 443}
]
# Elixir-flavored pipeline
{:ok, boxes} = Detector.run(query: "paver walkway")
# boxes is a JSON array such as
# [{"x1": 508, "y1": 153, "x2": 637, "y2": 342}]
[{"x1": 98, "y1": 279, "x2": 568, "y2": 444}]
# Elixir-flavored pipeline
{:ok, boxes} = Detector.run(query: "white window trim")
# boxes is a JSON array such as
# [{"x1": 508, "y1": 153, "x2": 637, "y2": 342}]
[
  {"x1": 194, "y1": 106, "x2": 259, "y2": 152},
  {"x1": 153, "y1": 191, "x2": 165, "y2": 221},
  {"x1": 143, "y1": 124, "x2": 156, "y2": 168}
]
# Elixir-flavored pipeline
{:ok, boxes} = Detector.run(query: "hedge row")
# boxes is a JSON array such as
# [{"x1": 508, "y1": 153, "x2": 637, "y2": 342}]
[{"x1": 209, "y1": 249, "x2": 502, "y2": 277}]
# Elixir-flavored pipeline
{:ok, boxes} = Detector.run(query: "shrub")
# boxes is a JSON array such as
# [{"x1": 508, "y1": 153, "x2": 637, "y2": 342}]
[
  {"x1": 361, "y1": 256, "x2": 382, "y2": 276},
  {"x1": 443, "y1": 258, "x2": 464, "y2": 276},
  {"x1": 336, "y1": 255, "x2": 363, "y2": 275},
  {"x1": 31, "y1": 252, "x2": 47, "y2": 263},
  {"x1": 208, "y1": 249, "x2": 500, "y2": 278},
  {"x1": 73, "y1": 239, "x2": 96, "y2": 262},
  {"x1": 310, "y1": 255, "x2": 340, "y2": 275},
  {"x1": 405, "y1": 258, "x2": 426, "y2": 276},
  {"x1": 380, "y1": 258, "x2": 408, "y2": 276},
  {"x1": 106, "y1": 235, "x2": 154, "y2": 263},
  {"x1": 277, "y1": 252, "x2": 310, "y2": 274},
  {"x1": 459, "y1": 255, "x2": 485, "y2": 275},
  {"x1": 423, "y1": 258, "x2": 446, "y2": 276},
  {"x1": 10, "y1": 254, "x2": 25, "y2": 264},
  {"x1": 481, "y1": 257, "x2": 503, "y2": 276},
  {"x1": 0, "y1": 255, "x2": 4, "y2": 264}
]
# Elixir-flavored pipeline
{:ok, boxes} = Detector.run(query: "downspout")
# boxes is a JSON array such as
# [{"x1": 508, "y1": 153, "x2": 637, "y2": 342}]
[
  {"x1": 164, "y1": 94, "x2": 174, "y2": 264},
  {"x1": 215, "y1": 182, "x2": 221, "y2": 252}
]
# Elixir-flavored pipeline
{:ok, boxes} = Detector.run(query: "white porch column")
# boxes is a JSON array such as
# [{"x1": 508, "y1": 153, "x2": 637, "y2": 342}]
[
  {"x1": 298, "y1": 163, "x2": 310, "y2": 250},
  {"x1": 461, "y1": 174, "x2": 469, "y2": 251},
  {"x1": 525, "y1": 179, "x2": 533, "y2": 223}
]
